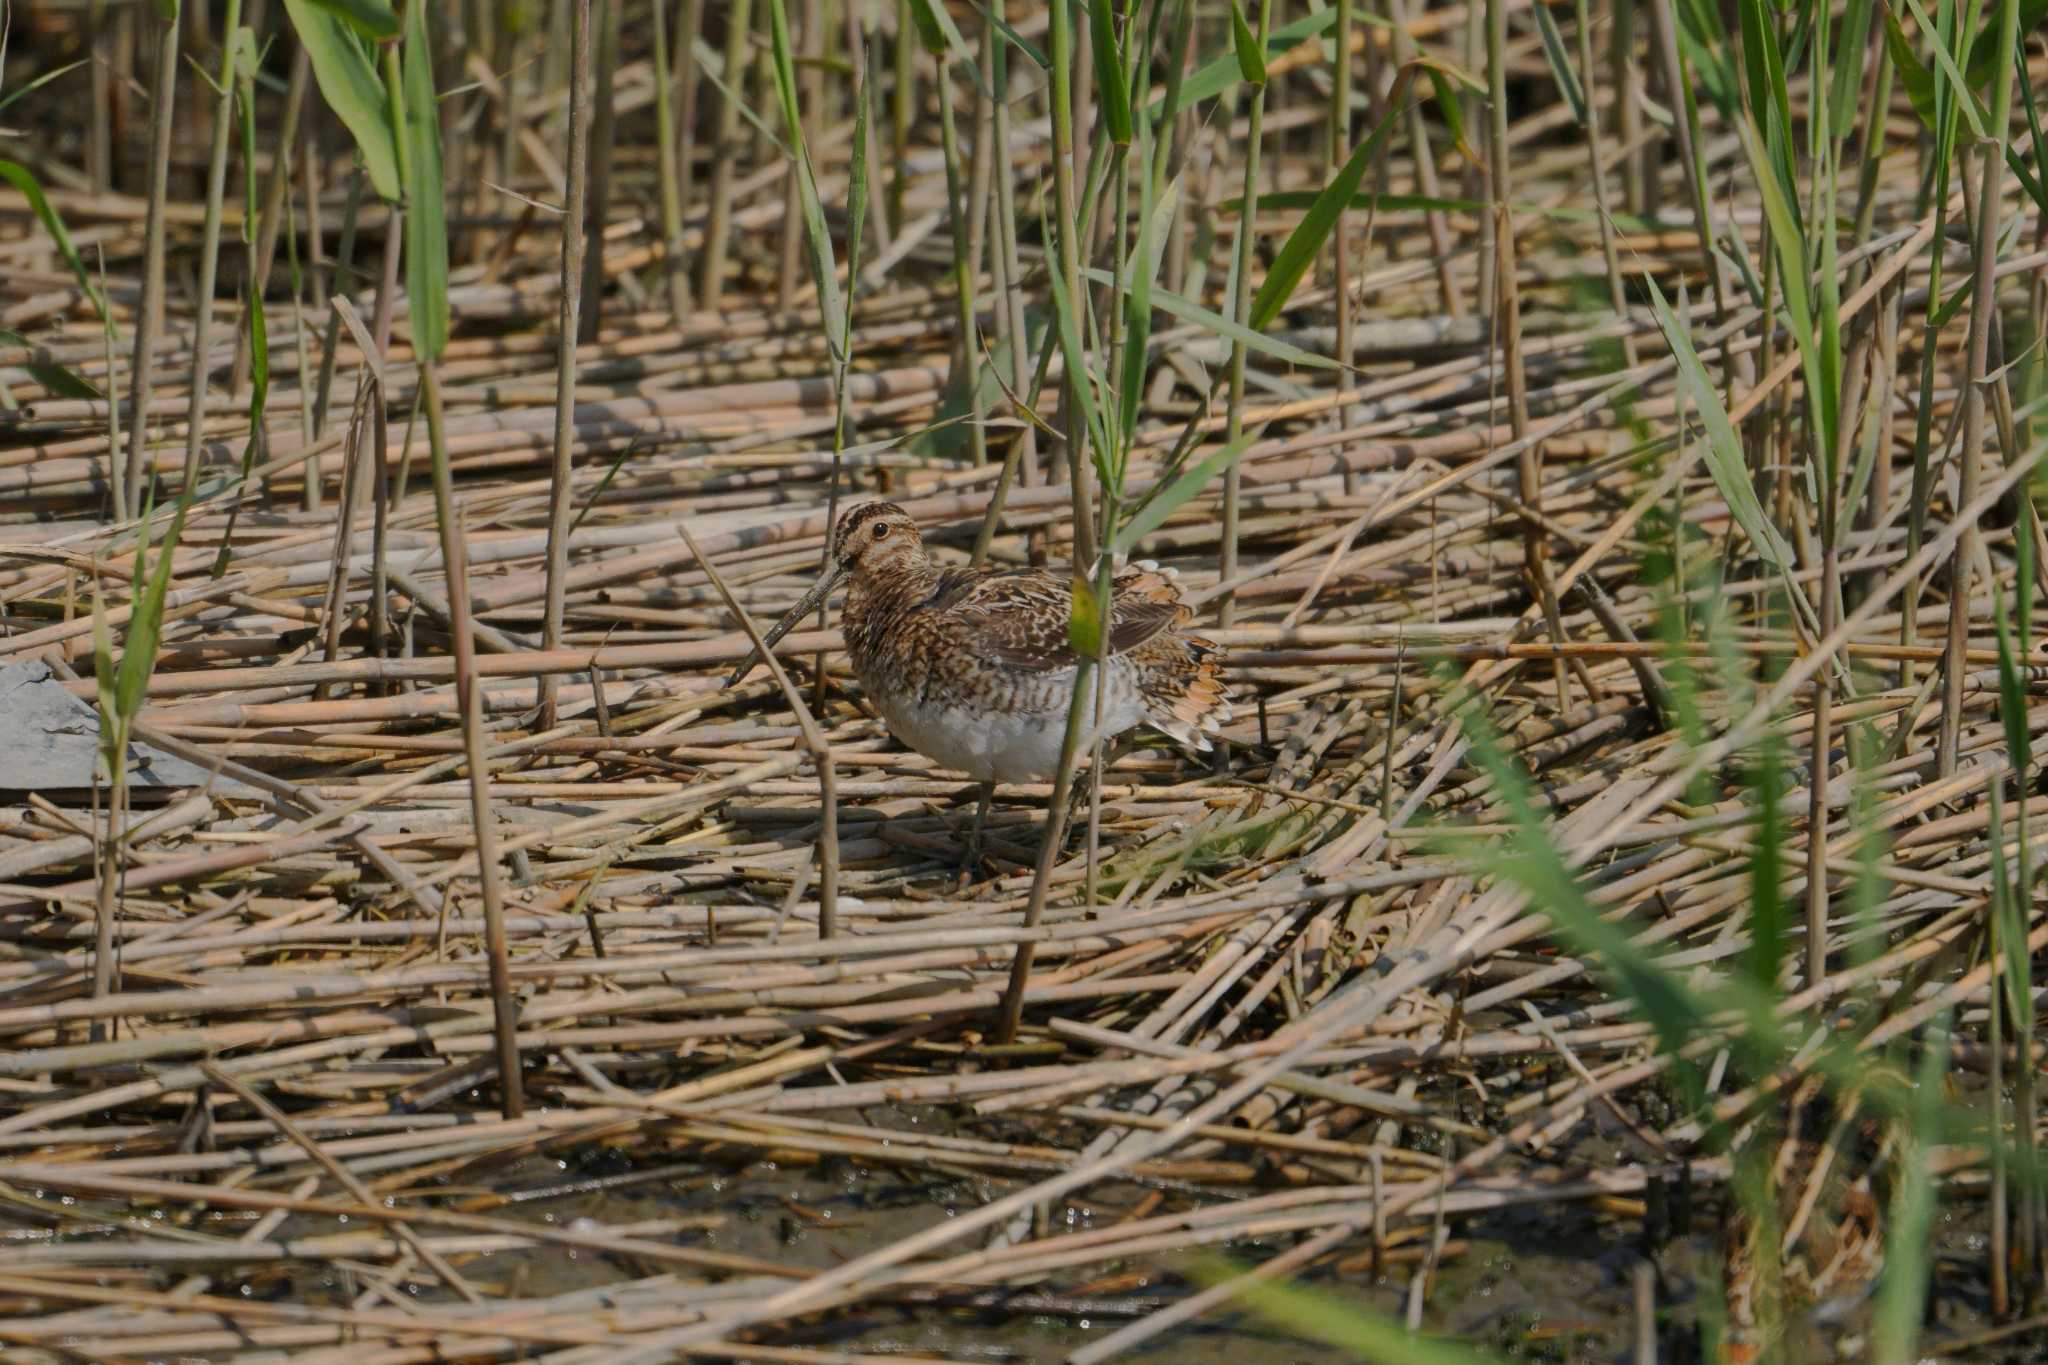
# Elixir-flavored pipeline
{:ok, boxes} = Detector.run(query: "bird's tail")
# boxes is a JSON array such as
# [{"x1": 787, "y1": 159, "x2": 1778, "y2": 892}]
[{"x1": 1139, "y1": 634, "x2": 1233, "y2": 752}]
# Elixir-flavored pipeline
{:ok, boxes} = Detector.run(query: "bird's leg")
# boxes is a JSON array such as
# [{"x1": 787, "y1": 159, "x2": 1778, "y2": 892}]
[
  {"x1": 1063, "y1": 735, "x2": 1135, "y2": 852},
  {"x1": 956, "y1": 781, "x2": 995, "y2": 888}
]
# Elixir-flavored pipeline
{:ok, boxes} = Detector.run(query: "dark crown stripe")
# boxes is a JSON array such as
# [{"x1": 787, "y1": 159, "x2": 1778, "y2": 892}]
[{"x1": 836, "y1": 501, "x2": 905, "y2": 539}]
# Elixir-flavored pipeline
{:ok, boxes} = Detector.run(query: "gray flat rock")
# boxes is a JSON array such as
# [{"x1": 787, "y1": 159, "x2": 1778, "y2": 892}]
[{"x1": 0, "y1": 660, "x2": 250, "y2": 795}]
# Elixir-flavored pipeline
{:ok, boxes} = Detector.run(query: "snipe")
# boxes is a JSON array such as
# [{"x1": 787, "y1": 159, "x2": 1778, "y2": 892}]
[{"x1": 728, "y1": 501, "x2": 1233, "y2": 867}]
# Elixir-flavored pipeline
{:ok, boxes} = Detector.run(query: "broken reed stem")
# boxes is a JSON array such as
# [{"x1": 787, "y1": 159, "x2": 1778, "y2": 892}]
[
  {"x1": 682, "y1": 525, "x2": 837, "y2": 939},
  {"x1": 310, "y1": 165, "x2": 367, "y2": 444},
  {"x1": 422, "y1": 361, "x2": 523, "y2": 1121},
  {"x1": 544, "y1": 0, "x2": 594, "y2": 729},
  {"x1": 197, "y1": 1060, "x2": 486, "y2": 1304}
]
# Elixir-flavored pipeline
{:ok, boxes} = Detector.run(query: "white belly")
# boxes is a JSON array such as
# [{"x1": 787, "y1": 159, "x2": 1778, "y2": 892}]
[{"x1": 874, "y1": 668, "x2": 1148, "y2": 783}]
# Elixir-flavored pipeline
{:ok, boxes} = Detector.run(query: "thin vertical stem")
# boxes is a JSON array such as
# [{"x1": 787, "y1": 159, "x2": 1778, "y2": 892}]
[
  {"x1": 935, "y1": 44, "x2": 987, "y2": 469},
  {"x1": 652, "y1": 0, "x2": 690, "y2": 320},
  {"x1": 1489, "y1": 0, "x2": 1570, "y2": 711},
  {"x1": 1333, "y1": 0, "x2": 1353, "y2": 379},
  {"x1": 122, "y1": 8, "x2": 181, "y2": 518},
  {"x1": 230, "y1": 45, "x2": 309, "y2": 401},
  {"x1": 686, "y1": 526, "x2": 838, "y2": 939},
  {"x1": 311, "y1": 166, "x2": 367, "y2": 444},
  {"x1": 972, "y1": 4, "x2": 1041, "y2": 567},
  {"x1": 423, "y1": 362, "x2": 523, "y2": 1120},
  {"x1": 890, "y1": 0, "x2": 915, "y2": 232},
  {"x1": 578, "y1": 0, "x2": 619, "y2": 346},
  {"x1": 1219, "y1": 0, "x2": 1273, "y2": 629},
  {"x1": 1048, "y1": 0, "x2": 1097, "y2": 571},
  {"x1": 545, "y1": 0, "x2": 594, "y2": 729},
  {"x1": 1941, "y1": 0, "x2": 2021, "y2": 775},
  {"x1": 1574, "y1": 0, "x2": 1638, "y2": 368},
  {"x1": 178, "y1": 0, "x2": 245, "y2": 503},
  {"x1": 674, "y1": 0, "x2": 704, "y2": 271},
  {"x1": 699, "y1": 0, "x2": 756, "y2": 310},
  {"x1": 88, "y1": 0, "x2": 113, "y2": 193}
]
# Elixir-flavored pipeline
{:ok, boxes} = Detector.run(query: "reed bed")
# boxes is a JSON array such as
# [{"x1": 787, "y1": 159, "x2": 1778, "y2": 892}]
[{"x1": 0, "y1": 0, "x2": 2044, "y2": 1360}]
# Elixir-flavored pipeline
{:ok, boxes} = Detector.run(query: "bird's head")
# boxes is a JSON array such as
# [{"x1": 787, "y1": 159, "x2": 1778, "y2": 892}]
[
  {"x1": 830, "y1": 501, "x2": 923, "y2": 580},
  {"x1": 722, "y1": 502, "x2": 925, "y2": 689}
]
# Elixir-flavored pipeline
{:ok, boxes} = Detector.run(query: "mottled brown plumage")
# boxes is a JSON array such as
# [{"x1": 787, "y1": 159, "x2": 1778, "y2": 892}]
[{"x1": 732, "y1": 502, "x2": 1233, "y2": 785}]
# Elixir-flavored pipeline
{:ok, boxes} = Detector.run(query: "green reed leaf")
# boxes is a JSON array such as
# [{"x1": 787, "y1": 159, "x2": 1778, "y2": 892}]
[
  {"x1": 0, "y1": 328, "x2": 102, "y2": 399},
  {"x1": 1229, "y1": 0, "x2": 1266, "y2": 86},
  {"x1": 1644, "y1": 272, "x2": 1796, "y2": 575},
  {"x1": 283, "y1": 0, "x2": 401, "y2": 200},
  {"x1": 398, "y1": 0, "x2": 448, "y2": 360},
  {"x1": 1247, "y1": 93, "x2": 1405, "y2": 331},
  {"x1": 1113, "y1": 432, "x2": 1256, "y2": 555},
  {"x1": 297, "y1": 0, "x2": 398, "y2": 39},
  {"x1": 0, "y1": 161, "x2": 110, "y2": 327},
  {"x1": 1093, "y1": 0, "x2": 1132, "y2": 144}
]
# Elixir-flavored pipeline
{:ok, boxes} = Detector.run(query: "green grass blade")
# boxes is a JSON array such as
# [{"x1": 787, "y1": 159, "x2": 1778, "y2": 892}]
[
  {"x1": 1238, "y1": 188, "x2": 1654, "y2": 231},
  {"x1": 1871, "y1": 1014, "x2": 1948, "y2": 1365},
  {"x1": 843, "y1": 70, "x2": 871, "y2": 341},
  {"x1": 1229, "y1": 0, "x2": 1266, "y2": 85},
  {"x1": 1530, "y1": 0, "x2": 1586, "y2": 124},
  {"x1": 1735, "y1": 0, "x2": 1794, "y2": 169},
  {"x1": 1247, "y1": 94, "x2": 1405, "y2": 331},
  {"x1": 1830, "y1": 0, "x2": 1875, "y2": 142},
  {"x1": 1113, "y1": 432, "x2": 1256, "y2": 555},
  {"x1": 766, "y1": 0, "x2": 844, "y2": 362},
  {"x1": 906, "y1": 0, "x2": 945, "y2": 53},
  {"x1": 921, "y1": 0, "x2": 1004, "y2": 93},
  {"x1": 234, "y1": 28, "x2": 260, "y2": 239},
  {"x1": 1116, "y1": 168, "x2": 1176, "y2": 448},
  {"x1": 1747, "y1": 730, "x2": 1787, "y2": 990},
  {"x1": 114, "y1": 490, "x2": 191, "y2": 725},
  {"x1": 1966, "y1": 0, "x2": 2048, "y2": 87},
  {"x1": 1042, "y1": 227, "x2": 1113, "y2": 485},
  {"x1": 1899, "y1": 0, "x2": 1988, "y2": 138},
  {"x1": 1082, "y1": 264, "x2": 1332, "y2": 372},
  {"x1": 1191, "y1": 1254, "x2": 1504, "y2": 1364},
  {"x1": 0, "y1": 58, "x2": 89, "y2": 117},
  {"x1": 90, "y1": 588, "x2": 118, "y2": 742},
  {"x1": 1447, "y1": 682, "x2": 1727, "y2": 1103},
  {"x1": 1092, "y1": 0, "x2": 1132, "y2": 143},
  {"x1": 282, "y1": 0, "x2": 401, "y2": 200},
  {"x1": 1148, "y1": 9, "x2": 1339, "y2": 123},
  {"x1": 1995, "y1": 581, "x2": 2033, "y2": 773},
  {"x1": 1882, "y1": 5, "x2": 1939, "y2": 129},
  {"x1": 244, "y1": 282, "x2": 269, "y2": 433},
  {"x1": 0, "y1": 328, "x2": 103, "y2": 399},
  {"x1": 1644, "y1": 273, "x2": 1797, "y2": 574},
  {"x1": 2013, "y1": 47, "x2": 2048, "y2": 218},
  {"x1": 0, "y1": 161, "x2": 111, "y2": 327},
  {"x1": 1990, "y1": 776, "x2": 2029, "y2": 1022}
]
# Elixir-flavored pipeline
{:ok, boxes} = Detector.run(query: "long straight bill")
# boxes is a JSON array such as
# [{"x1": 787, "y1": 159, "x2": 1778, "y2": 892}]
[{"x1": 723, "y1": 564, "x2": 845, "y2": 689}]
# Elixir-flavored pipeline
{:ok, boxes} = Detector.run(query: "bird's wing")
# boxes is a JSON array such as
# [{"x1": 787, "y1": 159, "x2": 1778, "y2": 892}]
[{"x1": 930, "y1": 566, "x2": 1191, "y2": 672}]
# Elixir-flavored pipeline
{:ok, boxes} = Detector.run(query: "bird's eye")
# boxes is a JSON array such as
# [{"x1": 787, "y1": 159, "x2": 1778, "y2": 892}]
[{"x1": 873, "y1": 523, "x2": 890, "y2": 540}]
